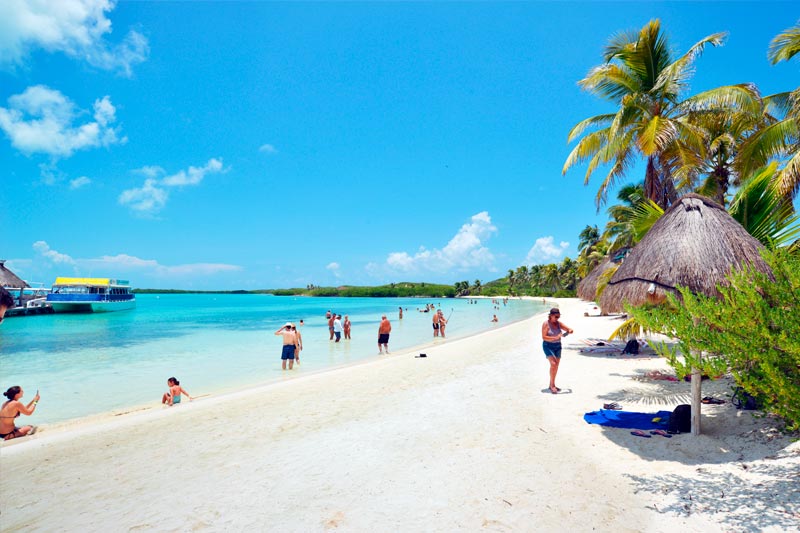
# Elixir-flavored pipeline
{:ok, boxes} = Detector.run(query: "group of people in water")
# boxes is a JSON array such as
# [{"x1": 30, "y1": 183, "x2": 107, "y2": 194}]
[{"x1": 1, "y1": 293, "x2": 576, "y2": 442}]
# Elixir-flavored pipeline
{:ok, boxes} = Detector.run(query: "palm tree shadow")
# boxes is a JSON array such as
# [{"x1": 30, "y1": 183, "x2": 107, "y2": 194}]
[{"x1": 624, "y1": 462, "x2": 800, "y2": 531}]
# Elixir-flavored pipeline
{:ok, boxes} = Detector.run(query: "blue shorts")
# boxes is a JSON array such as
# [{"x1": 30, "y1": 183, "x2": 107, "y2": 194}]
[
  {"x1": 543, "y1": 341, "x2": 562, "y2": 358},
  {"x1": 281, "y1": 344, "x2": 296, "y2": 360},
  {"x1": 378, "y1": 333, "x2": 390, "y2": 344},
  {"x1": 335, "y1": 331, "x2": 341, "y2": 341}
]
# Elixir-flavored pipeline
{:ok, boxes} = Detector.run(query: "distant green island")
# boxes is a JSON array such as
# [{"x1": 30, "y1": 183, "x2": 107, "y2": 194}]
[
  {"x1": 134, "y1": 282, "x2": 459, "y2": 298},
  {"x1": 133, "y1": 276, "x2": 576, "y2": 298}
]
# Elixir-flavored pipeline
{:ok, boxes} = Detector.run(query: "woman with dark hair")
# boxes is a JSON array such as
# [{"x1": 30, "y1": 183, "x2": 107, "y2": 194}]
[
  {"x1": 0, "y1": 286, "x2": 15, "y2": 323},
  {"x1": 0, "y1": 386, "x2": 39, "y2": 440},
  {"x1": 161, "y1": 377, "x2": 192, "y2": 406}
]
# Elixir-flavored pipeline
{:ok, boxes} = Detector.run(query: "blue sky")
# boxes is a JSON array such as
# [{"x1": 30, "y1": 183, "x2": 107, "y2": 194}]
[{"x1": 1, "y1": 2, "x2": 797, "y2": 290}]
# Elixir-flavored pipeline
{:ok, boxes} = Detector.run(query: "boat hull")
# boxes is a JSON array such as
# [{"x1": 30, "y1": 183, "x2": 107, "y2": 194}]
[{"x1": 49, "y1": 299, "x2": 136, "y2": 313}]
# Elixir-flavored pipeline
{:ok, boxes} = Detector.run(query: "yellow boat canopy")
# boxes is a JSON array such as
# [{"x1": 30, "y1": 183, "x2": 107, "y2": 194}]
[{"x1": 53, "y1": 277, "x2": 130, "y2": 287}]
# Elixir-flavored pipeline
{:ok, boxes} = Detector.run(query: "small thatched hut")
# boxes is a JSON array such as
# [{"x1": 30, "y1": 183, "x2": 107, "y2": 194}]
[
  {"x1": 576, "y1": 257, "x2": 615, "y2": 302},
  {"x1": 0, "y1": 260, "x2": 28, "y2": 289},
  {"x1": 599, "y1": 194, "x2": 772, "y2": 313}
]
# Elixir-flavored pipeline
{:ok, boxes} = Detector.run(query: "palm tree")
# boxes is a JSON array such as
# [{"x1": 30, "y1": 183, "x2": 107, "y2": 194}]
[
  {"x1": 507, "y1": 269, "x2": 516, "y2": 293},
  {"x1": 738, "y1": 22, "x2": 800, "y2": 200},
  {"x1": 578, "y1": 225, "x2": 600, "y2": 254},
  {"x1": 670, "y1": 85, "x2": 765, "y2": 206},
  {"x1": 563, "y1": 19, "x2": 736, "y2": 209},
  {"x1": 472, "y1": 279, "x2": 482, "y2": 294},
  {"x1": 540, "y1": 264, "x2": 559, "y2": 293}
]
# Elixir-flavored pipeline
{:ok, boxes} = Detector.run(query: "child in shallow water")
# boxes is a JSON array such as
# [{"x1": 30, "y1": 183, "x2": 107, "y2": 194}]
[{"x1": 162, "y1": 377, "x2": 192, "y2": 406}]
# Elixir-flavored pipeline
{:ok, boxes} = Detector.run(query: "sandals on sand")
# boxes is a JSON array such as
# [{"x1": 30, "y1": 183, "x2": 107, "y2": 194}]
[
  {"x1": 650, "y1": 429, "x2": 672, "y2": 438},
  {"x1": 701, "y1": 396, "x2": 725, "y2": 405},
  {"x1": 603, "y1": 402, "x2": 622, "y2": 410},
  {"x1": 630, "y1": 430, "x2": 651, "y2": 438}
]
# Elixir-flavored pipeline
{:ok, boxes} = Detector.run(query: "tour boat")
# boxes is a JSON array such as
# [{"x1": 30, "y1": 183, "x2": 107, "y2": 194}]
[{"x1": 47, "y1": 277, "x2": 136, "y2": 313}]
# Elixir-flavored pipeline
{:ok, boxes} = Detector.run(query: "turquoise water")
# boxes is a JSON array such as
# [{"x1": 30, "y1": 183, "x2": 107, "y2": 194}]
[{"x1": 0, "y1": 295, "x2": 546, "y2": 425}]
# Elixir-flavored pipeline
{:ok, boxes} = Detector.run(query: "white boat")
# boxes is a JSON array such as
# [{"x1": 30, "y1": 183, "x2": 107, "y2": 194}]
[{"x1": 46, "y1": 277, "x2": 136, "y2": 313}]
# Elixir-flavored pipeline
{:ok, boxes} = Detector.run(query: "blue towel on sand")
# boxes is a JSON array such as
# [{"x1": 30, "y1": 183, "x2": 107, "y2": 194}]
[{"x1": 584, "y1": 409, "x2": 671, "y2": 430}]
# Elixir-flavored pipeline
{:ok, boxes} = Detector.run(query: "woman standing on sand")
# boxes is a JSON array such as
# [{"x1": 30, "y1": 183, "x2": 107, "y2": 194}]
[
  {"x1": 1, "y1": 386, "x2": 39, "y2": 440},
  {"x1": 541, "y1": 308, "x2": 573, "y2": 394}
]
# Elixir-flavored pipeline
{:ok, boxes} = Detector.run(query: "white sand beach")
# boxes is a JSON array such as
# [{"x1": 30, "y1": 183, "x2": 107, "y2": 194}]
[{"x1": 1, "y1": 298, "x2": 798, "y2": 532}]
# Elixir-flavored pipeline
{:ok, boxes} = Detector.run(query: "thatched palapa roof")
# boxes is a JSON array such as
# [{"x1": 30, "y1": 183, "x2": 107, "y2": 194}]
[
  {"x1": 0, "y1": 260, "x2": 28, "y2": 289},
  {"x1": 576, "y1": 257, "x2": 615, "y2": 302},
  {"x1": 599, "y1": 194, "x2": 772, "y2": 313}
]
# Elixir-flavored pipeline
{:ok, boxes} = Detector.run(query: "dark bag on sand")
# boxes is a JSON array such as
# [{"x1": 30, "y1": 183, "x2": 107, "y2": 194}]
[
  {"x1": 732, "y1": 387, "x2": 759, "y2": 410},
  {"x1": 622, "y1": 339, "x2": 639, "y2": 355},
  {"x1": 668, "y1": 404, "x2": 691, "y2": 434}
]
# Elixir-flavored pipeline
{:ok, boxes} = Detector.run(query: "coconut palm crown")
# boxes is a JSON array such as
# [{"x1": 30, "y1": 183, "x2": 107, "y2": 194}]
[{"x1": 562, "y1": 19, "x2": 756, "y2": 210}]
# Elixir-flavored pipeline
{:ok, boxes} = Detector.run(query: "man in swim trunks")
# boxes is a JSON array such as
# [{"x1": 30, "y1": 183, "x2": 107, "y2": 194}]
[
  {"x1": 328, "y1": 314, "x2": 335, "y2": 340},
  {"x1": 432, "y1": 311, "x2": 440, "y2": 337},
  {"x1": 378, "y1": 315, "x2": 391, "y2": 354},
  {"x1": 541, "y1": 308, "x2": 573, "y2": 394},
  {"x1": 275, "y1": 322, "x2": 298, "y2": 370}
]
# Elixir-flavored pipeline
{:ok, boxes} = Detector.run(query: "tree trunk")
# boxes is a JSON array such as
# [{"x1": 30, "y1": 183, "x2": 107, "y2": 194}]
[
  {"x1": 644, "y1": 157, "x2": 660, "y2": 206},
  {"x1": 691, "y1": 366, "x2": 702, "y2": 435},
  {"x1": 714, "y1": 167, "x2": 729, "y2": 207}
]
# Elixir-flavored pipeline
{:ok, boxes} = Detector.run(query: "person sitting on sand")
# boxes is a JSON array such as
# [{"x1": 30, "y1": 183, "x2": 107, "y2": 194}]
[
  {"x1": 162, "y1": 377, "x2": 192, "y2": 406},
  {"x1": 276, "y1": 322, "x2": 298, "y2": 370},
  {"x1": 541, "y1": 308, "x2": 574, "y2": 394},
  {"x1": 1, "y1": 386, "x2": 39, "y2": 440}
]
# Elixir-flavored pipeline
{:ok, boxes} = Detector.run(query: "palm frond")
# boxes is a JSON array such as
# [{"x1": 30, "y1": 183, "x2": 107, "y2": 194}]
[
  {"x1": 562, "y1": 129, "x2": 608, "y2": 176},
  {"x1": 738, "y1": 118, "x2": 799, "y2": 176},
  {"x1": 566, "y1": 113, "x2": 616, "y2": 143},
  {"x1": 677, "y1": 84, "x2": 762, "y2": 116},
  {"x1": 768, "y1": 21, "x2": 800, "y2": 64},
  {"x1": 653, "y1": 32, "x2": 727, "y2": 96},
  {"x1": 630, "y1": 199, "x2": 664, "y2": 241},
  {"x1": 637, "y1": 116, "x2": 678, "y2": 155},
  {"x1": 579, "y1": 64, "x2": 641, "y2": 102},
  {"x1": 777, "y1": 149, "x2": 800, "y2": 198}
]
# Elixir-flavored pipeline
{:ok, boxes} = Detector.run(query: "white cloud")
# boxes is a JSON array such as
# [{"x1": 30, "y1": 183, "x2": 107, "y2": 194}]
[
  {"x1": 0, "y1": 0, "x2": 149, "y2": 76},
  {"x1": 0, "y1": 85, "x2": 124, "y2": 157},
  {"x1": 161, "y1": 158, "x2": 224, "y2": 186},
  {"x1": 326, "y1": 262, "x2": 341, "y2": 278},
  {"x1": 69, "y1": 176, "x2": 91, "y2": 189},
  {"x1": 525, "y1": 236, "x2": 569, "y2": 265},
  {"x1": 33, "y1": 241, "x2": 76, "y2": 264},
  {"x1": 373, "y1": 211, "x2": 498, "y2": 275},
  {"x1": 118, "y1": 178, "x2": 168, "y2": 213},
  {"x1": 119, "y1": 158, "x2": 224, "y2": 214},
  {"x1": 259, "y1": 144, "x2": 277, "y2": 154},
  {"x1": 86, "y1": 254, "x2": 242, "y2": 276},
  {"x1": 133, "y1": 165, "x2": 164, "y2": 178}
]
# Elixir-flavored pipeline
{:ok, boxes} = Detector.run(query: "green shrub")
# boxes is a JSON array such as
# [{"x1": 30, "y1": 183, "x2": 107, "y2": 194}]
[{"x1": 631, "y1": 249, "x2": 800, "y2": 431}]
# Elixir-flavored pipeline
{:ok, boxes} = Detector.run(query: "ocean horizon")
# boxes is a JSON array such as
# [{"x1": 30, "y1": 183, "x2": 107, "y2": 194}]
[{"x1": 0, "y1": 295, "x2": 547, "y2": 425}]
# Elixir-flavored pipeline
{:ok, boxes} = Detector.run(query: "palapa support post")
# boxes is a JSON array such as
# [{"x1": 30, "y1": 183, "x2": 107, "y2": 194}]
[{"x1": 691, "y1": 365, "x2": 702, "y2": 435}]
